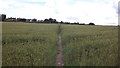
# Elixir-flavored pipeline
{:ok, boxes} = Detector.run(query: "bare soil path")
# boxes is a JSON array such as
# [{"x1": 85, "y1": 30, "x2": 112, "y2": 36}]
[{"x1": 56, "y1": 24, "x2": 64, "y2": 67}]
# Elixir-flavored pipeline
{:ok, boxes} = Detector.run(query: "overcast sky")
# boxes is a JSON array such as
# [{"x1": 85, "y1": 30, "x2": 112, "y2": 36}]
[{"x1": 0, "y1": 0, "x2": 119, "y2": 25}]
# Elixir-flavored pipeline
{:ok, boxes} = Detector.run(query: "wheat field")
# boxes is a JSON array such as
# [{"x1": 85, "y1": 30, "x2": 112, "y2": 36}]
[{"x1": 2, "y1": 22, "x2": 118, "y2": 66}]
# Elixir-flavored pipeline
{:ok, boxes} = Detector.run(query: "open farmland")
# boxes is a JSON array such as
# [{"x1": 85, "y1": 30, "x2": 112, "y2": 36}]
[
  {"x1": 2, "y1": 22, "x2": 118, "y2": 66},
  {"x1": 62, "y1": 24, "x2": 118, "y2": 66},
  {"x1": 2, "y1": 22, "x2": 58, "y2": 66}
]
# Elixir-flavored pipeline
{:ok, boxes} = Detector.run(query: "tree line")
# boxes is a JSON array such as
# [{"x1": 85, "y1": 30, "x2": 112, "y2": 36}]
[{"x1": 0, "y1": 14, "x2": 95, "y2": 25}]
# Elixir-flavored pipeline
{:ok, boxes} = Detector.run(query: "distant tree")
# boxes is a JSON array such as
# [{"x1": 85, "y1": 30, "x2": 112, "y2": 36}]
[
  {"x1": 26, "y1": 19, "x2": 31, "y2": 22},
  {"x1": 60, "y1": 21, "x2": 63, "y2": 24},
  {"x1": 16, "y1": 18, "x2": 26, "y2": 22},
  {"x1": 49, "y1": 18, "x2": 53, "y2": 23},
  {"x1": 76, "y1": 22, "x2": 79, "y2": 25},
  {"x1": 21, "y1": 18, "x2": 26, "y2": 22},
  {"x1": 6, "y1": 17, "x2": 16, "y2": 22},
  {"x1": 65, "y1": 22, "x2": 70, "y2": 24},
  {"x1": 73, "y1": 22, "x2": 79, "y2": 25},
  {"x1": 16, "y1": 18, "x2": 21, "y2": 22},
  {"x1": 52, "y1": 19, "x2": 57, "y2": 23},
  {"x1": 44, "y1": 19, "x2": 49, "y2": 23},
  {"x1": 48, "y1": 18, "x2": 57, "y2": 23},
  {"x1": 32, "y1": 18, "x2": 37, "y2": 22},
  {"x1": 0, "y1": 14, "x2": 6, "y2": 21},
  {"x1": 79, "y1": 23, "x2": 85, "y2": 25},
  {"x1": 37, "y1": 20, "x2": 43, "y2": 23},
  {"x1": 89, "y1": 22, "x2": 95, "y2": 25}
]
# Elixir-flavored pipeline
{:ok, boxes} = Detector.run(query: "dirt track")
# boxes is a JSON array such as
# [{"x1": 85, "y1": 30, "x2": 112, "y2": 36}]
[{"x1": 56, "y1": 24, "x2": 64, "y2": 67}]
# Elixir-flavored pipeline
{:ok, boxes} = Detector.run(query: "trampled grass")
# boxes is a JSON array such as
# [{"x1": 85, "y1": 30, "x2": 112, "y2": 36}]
[
  {"x1": 2, "y1": 22, "x2": 58, "y2": 66},
  {"x1": 62, "y1": 24, "x2": 118, "y2": 66}
]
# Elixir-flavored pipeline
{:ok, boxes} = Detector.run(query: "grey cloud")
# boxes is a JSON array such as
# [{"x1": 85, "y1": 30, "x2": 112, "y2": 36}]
[{"x1": 67, "y1": 16, "x2": 78, "y2": 20}]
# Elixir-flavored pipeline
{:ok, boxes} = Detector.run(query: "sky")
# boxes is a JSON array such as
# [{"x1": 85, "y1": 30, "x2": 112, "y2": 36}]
[{"x1": 0, "y1": 0, "x2": 119, "y2": 25}]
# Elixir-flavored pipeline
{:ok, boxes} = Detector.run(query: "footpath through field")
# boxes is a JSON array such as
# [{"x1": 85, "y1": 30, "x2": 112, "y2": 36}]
[{"x1": 56, "y1": 24, "x2": 64, "y2": 67}]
